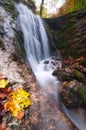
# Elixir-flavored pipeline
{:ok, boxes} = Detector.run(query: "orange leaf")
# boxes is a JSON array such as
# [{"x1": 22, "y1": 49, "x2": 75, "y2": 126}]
[
  {"x1": 17, "y1": 111, "x2": 24, "y2": 120},
  {"x1": 4, "y1": 102, "x2": 10, "y2": 112}
]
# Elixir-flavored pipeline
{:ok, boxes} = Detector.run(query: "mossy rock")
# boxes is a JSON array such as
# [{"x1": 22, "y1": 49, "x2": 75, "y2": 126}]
[
  {"x1": 72, "y1": 70, "x2": 85, "y2": 81},
  {"x1": 61, "y1": 80, "x2": 86, "y2": 108}
]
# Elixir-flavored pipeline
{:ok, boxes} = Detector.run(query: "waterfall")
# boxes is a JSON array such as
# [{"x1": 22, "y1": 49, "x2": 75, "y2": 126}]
[
  {"x1": 16, "y1": 3, "x2": 86, "y2": 130},
  {"x1": 16, "y1": 3, "x2": 72, "y2": 130},
  {"x1": 16, "y1": 3, "x2": 58, "y2": 88},
  {"x1": 16, "y1": 3, "x2": 50, "y2": 72}
]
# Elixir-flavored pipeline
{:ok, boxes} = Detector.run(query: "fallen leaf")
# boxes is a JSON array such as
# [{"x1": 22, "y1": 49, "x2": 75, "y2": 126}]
[
  {"x1": 17, "y1": 111, "x2": 24, "y2": 120},
  {"x1": 0, "y1": 79, "x2": 8, "y2": 88},
  {"x1": 4, "y1": 88, "x2": 30, "y2": 119}
]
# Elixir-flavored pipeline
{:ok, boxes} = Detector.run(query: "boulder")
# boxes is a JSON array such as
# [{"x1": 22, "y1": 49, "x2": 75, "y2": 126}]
[{"x1": 60, "y1": 80, "x2": 86, "y2": 108}]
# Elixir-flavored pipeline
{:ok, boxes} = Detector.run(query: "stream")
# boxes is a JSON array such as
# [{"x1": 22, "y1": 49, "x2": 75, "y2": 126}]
[{"x1": 16, "y1": 3, "x2": 85, "y2": 130}]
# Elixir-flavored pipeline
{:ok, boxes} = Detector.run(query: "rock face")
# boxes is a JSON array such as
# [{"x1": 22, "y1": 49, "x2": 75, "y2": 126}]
[
  {"x1": 45, "y1": 7, "x2": 86, "y2": 58},
  {"x1": 0, "y1": 1, "x2": 36, "y2": 129},
  {"x1": 0, "y1": 0, "x2": 35, "y2": 83}
]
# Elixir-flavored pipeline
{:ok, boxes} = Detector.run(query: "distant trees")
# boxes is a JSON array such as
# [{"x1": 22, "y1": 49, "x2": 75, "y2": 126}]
[
  {"x1": 40, "y1": 0, "x2": 44, "y2": 17},
  {"x1": 58, "y1": 0, "x2": 86, "y2": 16}
]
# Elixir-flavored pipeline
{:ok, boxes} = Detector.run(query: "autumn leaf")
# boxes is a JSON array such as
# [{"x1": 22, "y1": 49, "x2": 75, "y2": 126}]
[
  {"x1": 4, "y1": 88, "x2": 31, "y2": 119},
  {"x1": 0, "y1": 79, "x2": 8, "y2": 88},
  {"x1": 17, "y1": 111, "x2": 24, "y2": 120}
]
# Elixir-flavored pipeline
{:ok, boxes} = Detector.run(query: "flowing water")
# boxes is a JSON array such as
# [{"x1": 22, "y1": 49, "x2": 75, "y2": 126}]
[
  {"x1": 16, "y1": 2, "x2": 58, "y2": 95},
  {"x1": 16, "y1": 3, "x2": 78, "y2": 130},
  {"x1": 62, "y1": 104, "x2": 86, "y2": 130}
]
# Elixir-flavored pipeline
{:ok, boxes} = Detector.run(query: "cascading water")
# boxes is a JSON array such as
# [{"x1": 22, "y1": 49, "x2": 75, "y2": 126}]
[
  {"x1": 16, "y1": 3, "x2": 50, "y2": 72},
  {"x1": 16, "y1": 3, "x2": 76, "y2": 130},
  {"x1": 16, "y1": 3, "x2": 58, "y2": 89}
]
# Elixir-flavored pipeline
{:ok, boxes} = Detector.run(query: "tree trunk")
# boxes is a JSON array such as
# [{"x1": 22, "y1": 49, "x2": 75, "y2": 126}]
[{"x1": 40, "y1": 0, "x2": 44, "y2": 17}]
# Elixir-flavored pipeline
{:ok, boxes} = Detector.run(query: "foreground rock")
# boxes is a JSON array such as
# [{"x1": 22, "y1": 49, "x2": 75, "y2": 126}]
[
  {"x1": 61, "y1": 80, "x2": 86, "y2": 108},
  {"x1": 53, "y1": 57, "x2": 86, "y2": 82},
  {"x1": 53, "y1": 56, "x2": 86, "y2": 108}
]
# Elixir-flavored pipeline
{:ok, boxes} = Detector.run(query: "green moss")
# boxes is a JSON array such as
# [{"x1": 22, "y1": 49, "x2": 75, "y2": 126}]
[
  {"x1": 46, "y1": 16, "x2": 81, "y2": 58},
  {"x1": 4, "y1": 0, "x2": 18, "y2": 20},
  {"x1": 4, "y1": 0, "x2": 14, "y2": 12},
  {"x1": 12, "y1": 12, "x2": 18, "y2": 19},
  {"x1": 63, "y1": 86, "x2": 86, "y2": 108},
  {"x1": 73, "y1": 70, "x2": 85, "y2": 79},
  {"x1": 77, "y1": 87, "x2": 86, "y2": 104}
]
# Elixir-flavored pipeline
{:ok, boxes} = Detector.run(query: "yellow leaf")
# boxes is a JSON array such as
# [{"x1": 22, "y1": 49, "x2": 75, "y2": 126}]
[
  {"x1": 0, "y1": 79, "x2": 8, "y2": 88},
  {"x1": 4, "y1": 88, "x2": 31, "y2": 119}
]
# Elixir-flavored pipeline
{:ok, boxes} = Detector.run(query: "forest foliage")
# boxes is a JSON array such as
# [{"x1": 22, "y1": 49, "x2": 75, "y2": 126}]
[{"x1": 58, "y1": 0, "x2": 86, "y2": 16}]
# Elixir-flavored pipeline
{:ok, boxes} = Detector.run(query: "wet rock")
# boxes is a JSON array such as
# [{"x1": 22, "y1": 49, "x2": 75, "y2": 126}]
[
  {"x1": 53, "y1": 57, "x2": 86, "y2": 83},
  {"x1": 60, "y1": 80, "x2": 86, "y2": 108},
  {"x1": 52, "y1": 57, "x2": 86, "y2": 109},
  {"x1": 51, "y1": 56, "x2": 62, "y2": 61},
  {"x1": 44, "y1": 60, "x2": 49, "y2": 64},
  {"x1": 53, "y1": 67, "x2": 73, "y2": 82}
]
